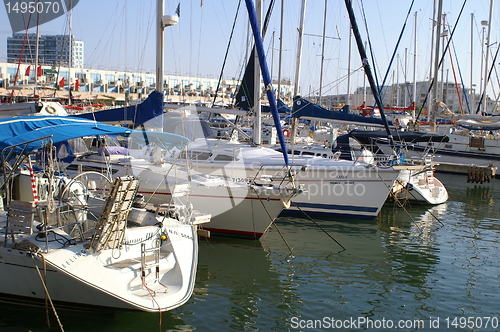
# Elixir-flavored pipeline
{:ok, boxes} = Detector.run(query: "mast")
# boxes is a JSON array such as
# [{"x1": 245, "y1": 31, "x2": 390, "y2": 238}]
[
  {"x1": 277, "y1": 0, "x2": 284, "y2": 100},
  {"x1": 156, "y1": 0, "x2": 178, "y2": 92},
  {"x1": 481, "y1": 0, "x2": 494, "y2": 114},
  {"x1": 244, "y1": 0, "x2": 289, "y2": 166},
  {"x1": 347, "y1": 30, "x2": 352, "y2": 106},
  {"x1": 412, "y1": 11, "x2": 417, "y2": 119},
  {"x1": 291, "y1": 0, "x2": 307, "y2": 147},
  {"x1": 253, "y1": 0, "x2": 262, "y2": 145},
  {"x1": 68, "y1": 1, "x2": 73, "y2": 105},
  {"x1": 34, "y1": 14, "x2": 40, "y2": 99},
  {"x1": 343, "y1": 0, "x2": 393, "y2": 144},
  {"x1": 318, "y1": 0, "x2": 327, "y2": 105},
  {"x1": 156, "y1": 0, "x2": 164, "y2": 92},
  {"x1": 470, "y1": 13, "x2": 474, "y2": 113},
  {"x1": 404, "y1": 48, "x2": 407, "y2": 108},
  {"x1": 396, "y1": 54, "x2": 400, "y2": 107},
  {"x1": 294, "y1": 0, "x2": 307, "y2": 96},
  {"x1": 430, "y1": 0, "x2": 443, "y2": 131}
]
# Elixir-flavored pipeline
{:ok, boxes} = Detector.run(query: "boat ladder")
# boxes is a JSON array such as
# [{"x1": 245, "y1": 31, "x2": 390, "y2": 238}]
[
  {"x1": 424, "y1": 156, "x2": 434, "y2": 187},
  {"x1": 141, "y1": 239, "x2": 161, "y2": 284},
  {"x1": 89, "y1": 176, "x2": 139, "y2": 252}
]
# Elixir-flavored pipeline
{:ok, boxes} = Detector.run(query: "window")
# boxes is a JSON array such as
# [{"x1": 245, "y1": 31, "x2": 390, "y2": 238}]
[{"x1": 214, "y1": 154, "x2": 238, "y2": 161}]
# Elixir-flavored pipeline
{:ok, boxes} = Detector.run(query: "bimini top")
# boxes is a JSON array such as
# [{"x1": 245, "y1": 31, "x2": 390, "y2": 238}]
[{"x1": 0, "y1": 115, "x2": 188, "y2": 156}]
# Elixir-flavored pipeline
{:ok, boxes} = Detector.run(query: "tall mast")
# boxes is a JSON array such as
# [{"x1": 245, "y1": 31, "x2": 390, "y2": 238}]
[
  {"x1": 294, "y1": 0, "x2": 307, "y2": 96},
  {"x1": 156, "y1": 0, "x2": 178, "y2": 92},
  {"x1": 253, "y1": 0, "x2": 262, "y2": 145},
  {"x1": 412, "y1": 11, "x2": 417, "y2": 119},
  {"x1": 277, "y1": 0, "x2": 284, "y2": 100},
  {"x1": 34, "y1": 20, "x2": 39, "y2": 99},
  {"x1": 343, "y1": 0, "x2": 393, "y2": 143},
  {"x1": 156, "y1": 0, "x2": 164, "y2": 92},
  {"x1": 68, "y1": 0, "x2": 73, "y2": 105},
  {"x1": 481, "y1": 0, "x2": 494, "y2": 114},
  {"x1": 347, "y1": 29, "x2": 352, "y2": 106},
  {"x1": 318, "y1": 0, "x2": 327, "y2": 105},
  {"x1": 430, "y1": 0, "x2": 443, "y2": 131},
  {"x1": 470, "y1": 13, "x2": 474, "y2": 113},
  {"x1": 291, "y1": 0, "x2": 307, "y2": 147}
]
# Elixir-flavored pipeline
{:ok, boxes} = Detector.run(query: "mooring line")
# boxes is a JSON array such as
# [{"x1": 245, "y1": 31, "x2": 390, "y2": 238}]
[
  {"x1": 34, "y1": 255, "x2": 65, "y2": 332},
  {"x1": 291, "y1": 201, "x2": 346, "y2": 251},
  {"x1": 251, "y1": 186, "x2": 293, "y2": 255}
]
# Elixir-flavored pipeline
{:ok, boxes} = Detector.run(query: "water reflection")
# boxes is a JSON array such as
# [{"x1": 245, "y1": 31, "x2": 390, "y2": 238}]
[
  {"x1": 179, "y1": 238, "x2": 290, "y2": 331},
  {"x1": 2, "y1": 173, "x2": 499, "y2": 331}
]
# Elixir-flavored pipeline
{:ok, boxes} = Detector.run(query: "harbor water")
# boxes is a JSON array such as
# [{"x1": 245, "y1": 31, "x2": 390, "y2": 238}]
[{"x1": 1, "y1": 173, "x2": 499, "y2": 331}]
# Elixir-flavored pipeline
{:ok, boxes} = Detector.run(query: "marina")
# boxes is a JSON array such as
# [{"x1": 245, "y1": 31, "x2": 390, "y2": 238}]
[
  {"x1": 1, "y1": 0, "x2": 500, "y2": 330},
  {"x1": 0, "y1": 173, "x2": 498, "y2": 331}
]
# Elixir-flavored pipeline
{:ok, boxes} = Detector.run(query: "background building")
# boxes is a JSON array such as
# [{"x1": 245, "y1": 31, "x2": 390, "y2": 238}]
[
  {"x1": 7, "y1": 34, "x2": 84, "y2": 68},
  {"x1": 0, "y1": 61, "x2": 293, "y2": 106}
]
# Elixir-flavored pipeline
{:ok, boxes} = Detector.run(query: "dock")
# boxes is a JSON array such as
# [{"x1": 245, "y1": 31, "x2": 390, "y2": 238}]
[{"x1": 434, "y1": 162, "x2": 497, "y2": 183}]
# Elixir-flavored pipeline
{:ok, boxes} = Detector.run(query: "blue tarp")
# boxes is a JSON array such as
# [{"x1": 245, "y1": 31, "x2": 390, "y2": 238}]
[
  {"x1": 292, "y1": 96, "x2": 390, "y2": 127},
  {"x1": 0, "y1": 115, "x2": 188, "y2": 156},
  {"x1": 74, "y1": 91, "x2": 164, "y2": 126}
]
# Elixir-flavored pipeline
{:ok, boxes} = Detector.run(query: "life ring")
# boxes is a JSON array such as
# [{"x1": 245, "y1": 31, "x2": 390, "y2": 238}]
[
  {"x1": 283, "y1": 129, "x2": 291, "y2": 137},
  {"x1": 45, "y1": 106, "x2": 56, "y2": 114}
]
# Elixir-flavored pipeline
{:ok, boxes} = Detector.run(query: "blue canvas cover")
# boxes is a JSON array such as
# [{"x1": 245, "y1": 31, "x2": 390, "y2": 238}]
[
  {"x1": 0, "y1": 116, "x2": 188, "y2": 156},
  {"x1": 74, "y1": 91, "x2": 164, "y2": 126},
  {"x1": 292, "y1": 96, "x2": 390, "y2": 127}
]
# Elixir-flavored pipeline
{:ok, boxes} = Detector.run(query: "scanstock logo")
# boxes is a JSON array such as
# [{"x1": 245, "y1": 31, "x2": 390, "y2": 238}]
[{"x1": 3, "y1": 0, "x2": 79, "y2": 33}]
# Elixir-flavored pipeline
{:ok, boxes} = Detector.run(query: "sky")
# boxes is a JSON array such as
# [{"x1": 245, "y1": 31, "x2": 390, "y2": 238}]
[{"x1": 0, "y1": 0, "x2": 497, "y2": 102}]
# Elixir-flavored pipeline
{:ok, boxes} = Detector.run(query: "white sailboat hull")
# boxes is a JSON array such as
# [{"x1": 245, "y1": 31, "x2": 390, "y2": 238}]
[
  {"x1": 0, "y1": 217, "x2": 198, "y2": 312},
  {"x1": 180, "y1": 140, "x2": 401, "y2": 219},
  {"x1": 67, "y1": 156, "x2": 301, "y2": 238}
]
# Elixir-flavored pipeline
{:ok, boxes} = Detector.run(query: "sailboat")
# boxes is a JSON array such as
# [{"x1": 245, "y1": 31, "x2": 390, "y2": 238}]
[
  {"x1": 0, "y1": 116, "x2": 210, "y2": 311},
  {"x1": 155, "y1": 0, "x2": 401, "y2": 220},
  {"x1": 410, "y1": 0, "x2": 500, "y2": 176},
  {"x1": 70, "y1": 91, "x2": 302, "y2": 238}
]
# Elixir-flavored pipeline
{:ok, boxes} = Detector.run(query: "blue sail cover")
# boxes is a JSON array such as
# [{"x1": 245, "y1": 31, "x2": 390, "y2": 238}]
[
  {"x1": 0, "y1": 116, "x2": 188, "y2": 156},
  {"x1": 245, "y1": 0, "x2": 289, "y2": 166},
  {"x1": 261, "y1": 99, "x2": 292, "y2": 114},
  {"x1": 292, "y1": 96, "x2": 391, "y2": 127},
  {"x1": 74, "y1": 91, "x2": 164, "y2": 126}
]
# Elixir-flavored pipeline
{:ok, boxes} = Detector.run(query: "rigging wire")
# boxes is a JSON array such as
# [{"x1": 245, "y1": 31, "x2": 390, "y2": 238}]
[
  {"x1": 475, "y1": 45, "x2": 500, "y2": 114},
  {"x1": 85, "y1": 2, "x2": 123, "y2": 69},
  {"x1": 375, "y1": 0, "x2": 415, "y2": 103},
  {"x1": 444, "y1": 33, "x2": 465, "y2": 113},
  {"x1": 416, "y1": 0, "x2": 468, "y2": 122},
  {"x1": 211, "y1": 0, "x2": 242, "y2": 107},
  {"x1": 358, "y1": 0, "x2": 381, "y2": 91},
  {"x1": 445, "y1": 18, "x2": 471, "y2": 114},
  {"x1": 136, "y1": 2, "x2": 155, "y2": 72}
]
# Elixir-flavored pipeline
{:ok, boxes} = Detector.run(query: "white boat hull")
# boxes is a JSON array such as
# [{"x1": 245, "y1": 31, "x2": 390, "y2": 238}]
[
  {"x1": 66, "y1": 156, "x2": 300, "y2": 238},
  {"x1": 392, "y1": 169, "x2": 449, "y2": 205},
  {"x1": 181, "y1": 141, "x2": 400, "y2": 220},
  {"x1": 0, "y1": 216, "x2": 198, "y2": 312}
]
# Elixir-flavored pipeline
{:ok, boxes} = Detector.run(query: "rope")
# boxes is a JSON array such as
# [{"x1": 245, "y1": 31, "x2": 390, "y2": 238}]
[
  {"x1": 140, "y1": 267, "x2": 163, "y2": 328},
  {"x1": 251, "y1": 186, "x2": 293, "y2": 255},
  {"x1": 33, "y1": 254, "x2": 65, "y2": 332},
  {"x1": 28, "y1": 158, "x2": 39, "y2": 205},
  {"x1": 291, "y1": 201, "x2": 346, "y2": 251}
]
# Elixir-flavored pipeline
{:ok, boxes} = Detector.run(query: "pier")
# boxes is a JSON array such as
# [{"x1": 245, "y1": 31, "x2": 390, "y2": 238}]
[{"x1": 433, "y1": 162, "x2": 497, "y2": 183}]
